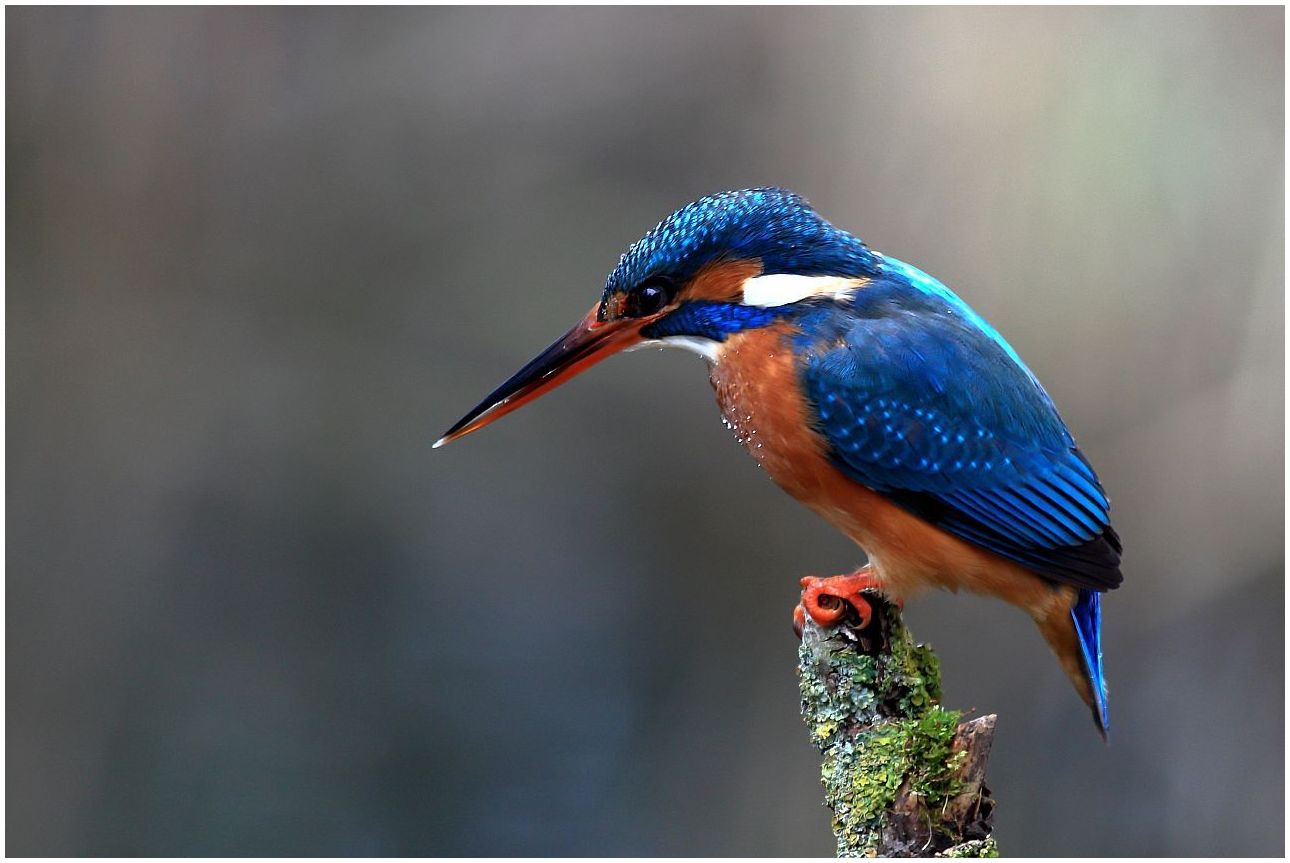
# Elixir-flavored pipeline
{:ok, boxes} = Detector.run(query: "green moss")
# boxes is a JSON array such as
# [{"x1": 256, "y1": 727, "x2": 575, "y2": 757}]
[
  {"x1": 798, "y1": 600, "x2": 983, "y2": 857},
  {"x1": 814, "y1": 711, "x2": 966, "y2": 856}
]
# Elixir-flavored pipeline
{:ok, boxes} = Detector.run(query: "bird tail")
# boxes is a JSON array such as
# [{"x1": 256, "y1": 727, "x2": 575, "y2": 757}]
[{"x1": 1036, "y1": 589, "x2": 1109, "y2": 739}]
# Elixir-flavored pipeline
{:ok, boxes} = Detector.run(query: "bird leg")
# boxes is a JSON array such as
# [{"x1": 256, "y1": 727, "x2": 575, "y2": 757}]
[{"x1": 794, "y1": 566, "x2": 898, "y2": 638}]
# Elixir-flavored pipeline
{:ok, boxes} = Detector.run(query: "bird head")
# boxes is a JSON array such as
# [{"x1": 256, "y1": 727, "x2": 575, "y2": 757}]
[{"x1": 435, "y1": 187, "x2": 876, "y2": 448}]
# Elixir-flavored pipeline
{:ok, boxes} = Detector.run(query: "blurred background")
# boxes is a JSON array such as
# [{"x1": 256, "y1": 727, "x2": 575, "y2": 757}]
[{"x1": 7, "y1": 6, "x2": 1284, "y2": 856}]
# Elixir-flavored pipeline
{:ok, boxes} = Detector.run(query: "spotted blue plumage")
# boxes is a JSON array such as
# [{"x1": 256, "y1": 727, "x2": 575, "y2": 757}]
[
  {"x1": 790, "y1": 255, "x2": 1118, "y2": 736},
  {"x1": 603, "y1": 188, "x2": 876, "y2": 303},
  {"x1": 793, "y1": 258, "x2": 1122, "y2": 592}
]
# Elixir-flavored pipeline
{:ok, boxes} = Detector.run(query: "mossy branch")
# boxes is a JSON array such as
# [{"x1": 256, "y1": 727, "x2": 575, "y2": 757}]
[{"x1": 797, "y1": 592, "x2": 998, "y2": 858}]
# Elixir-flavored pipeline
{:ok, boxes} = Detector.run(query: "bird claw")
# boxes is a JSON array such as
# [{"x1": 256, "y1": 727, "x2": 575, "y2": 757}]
[{"x1": 794, "y1": 568, "x2": 894, "y2": 637}]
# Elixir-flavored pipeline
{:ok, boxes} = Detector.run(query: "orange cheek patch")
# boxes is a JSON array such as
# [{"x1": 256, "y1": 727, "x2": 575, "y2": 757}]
[
  {"x1": 599, "y1": 293, "x2": 624, "y2": 320},
  {"x1": 684, "y1": 258, "x2": 763, "y2": 303}
]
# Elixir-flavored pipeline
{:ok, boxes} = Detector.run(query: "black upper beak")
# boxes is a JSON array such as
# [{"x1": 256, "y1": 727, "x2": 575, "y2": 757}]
[{"x1": 435, "y1": 305, "x2": 647, "y2": 448}]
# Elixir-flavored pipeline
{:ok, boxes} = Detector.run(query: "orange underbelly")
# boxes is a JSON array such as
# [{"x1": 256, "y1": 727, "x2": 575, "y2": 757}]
[{"x1": 709, "y1": 324, "x2": 1064, "y2": 615}]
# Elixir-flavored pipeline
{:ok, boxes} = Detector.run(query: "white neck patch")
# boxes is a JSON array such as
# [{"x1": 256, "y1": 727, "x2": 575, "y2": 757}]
[
  {"x1": 658, "y1": 335, "x2": 725, "y2": 363},
  {"x1": 740, "y1": 273, "x2": 866, "y2": 308}
]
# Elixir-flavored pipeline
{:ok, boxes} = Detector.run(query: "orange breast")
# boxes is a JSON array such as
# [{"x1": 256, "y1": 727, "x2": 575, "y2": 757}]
[{"x1": 709, "y1": 324, "x2": 1064, "y2": 615}]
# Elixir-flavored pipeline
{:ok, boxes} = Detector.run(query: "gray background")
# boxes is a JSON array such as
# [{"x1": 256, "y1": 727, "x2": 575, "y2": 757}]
[{"x1": 7, "y1": 6, "x2": 1283, "y2": 856}]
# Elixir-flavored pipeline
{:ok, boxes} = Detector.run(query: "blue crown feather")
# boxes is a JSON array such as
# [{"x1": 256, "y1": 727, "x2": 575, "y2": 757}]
[{"x1": 603, "y1": 188, "x2": 877, "y2": 300}]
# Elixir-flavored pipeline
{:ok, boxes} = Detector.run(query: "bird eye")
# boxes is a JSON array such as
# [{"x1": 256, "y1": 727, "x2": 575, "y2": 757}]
[{"x1": 623, "y1": 277, "x2": 676, "y2": 318}]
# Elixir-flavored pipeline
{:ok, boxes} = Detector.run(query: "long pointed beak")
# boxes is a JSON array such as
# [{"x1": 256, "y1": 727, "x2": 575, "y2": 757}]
[{"x1": 434, "y1": 305, "x2": 646, "y2": 448}]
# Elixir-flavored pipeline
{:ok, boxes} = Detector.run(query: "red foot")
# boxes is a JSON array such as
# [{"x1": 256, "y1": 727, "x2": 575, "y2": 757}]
[{"x1": 793, "y1": 567, "x2": 896, "y2": 637}]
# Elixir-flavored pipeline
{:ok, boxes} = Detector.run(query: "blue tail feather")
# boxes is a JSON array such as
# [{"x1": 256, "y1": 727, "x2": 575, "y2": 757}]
[{"x1": 1072, "y1": 589, "x2": 1109, "y2": 738}]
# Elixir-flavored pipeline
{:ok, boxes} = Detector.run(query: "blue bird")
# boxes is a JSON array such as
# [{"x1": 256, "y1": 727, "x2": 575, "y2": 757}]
[{"x1": 437, "y1": 188, "x2": 1122, "y2": 736}]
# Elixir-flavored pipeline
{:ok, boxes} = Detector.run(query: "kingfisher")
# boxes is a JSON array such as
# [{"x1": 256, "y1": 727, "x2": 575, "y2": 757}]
[{"x1": 436, "y1": 188, "x2": 1122, "y2": 736}]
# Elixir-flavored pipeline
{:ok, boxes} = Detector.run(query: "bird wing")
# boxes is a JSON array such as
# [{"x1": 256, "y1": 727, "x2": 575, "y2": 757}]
[{"x1": 797, "y1": 301, "x2": 1122, "y2": 591}]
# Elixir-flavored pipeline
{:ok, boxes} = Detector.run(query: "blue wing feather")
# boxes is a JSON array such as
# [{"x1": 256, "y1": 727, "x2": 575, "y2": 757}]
[{"x1": 795, "y1": 258, "x2": 1122, "y2": 592}]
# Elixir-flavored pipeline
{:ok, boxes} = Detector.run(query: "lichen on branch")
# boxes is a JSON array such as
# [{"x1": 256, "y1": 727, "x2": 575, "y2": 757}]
[{"x1": 797, "y1": 593, "x2": 998, "y2": 858}]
